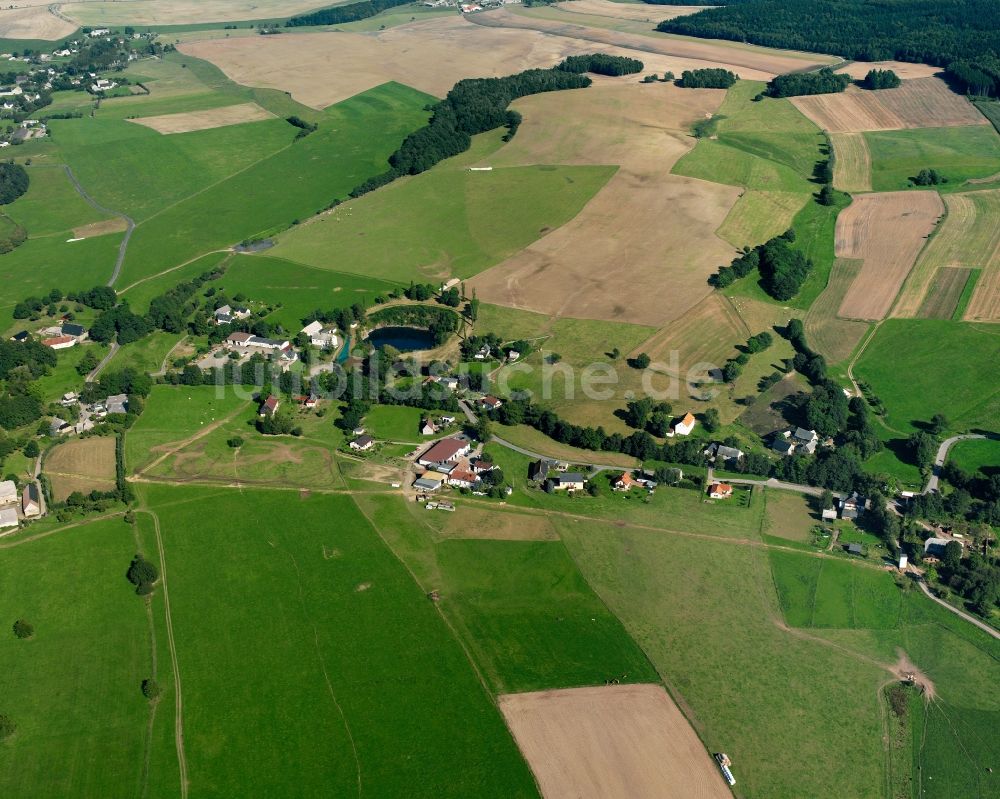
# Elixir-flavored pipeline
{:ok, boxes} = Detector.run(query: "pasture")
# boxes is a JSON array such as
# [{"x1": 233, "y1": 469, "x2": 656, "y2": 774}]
[
  {"x1": 364, "y1": 405, "x2": 426, "y2": 443},
  {"x1": 139, "y1": 484, "x2": 538, "y2": 797},
  {"x1": 790, "y1": 79, "x2": 987, "y2": 133},
  {"x1": 471, "y1": 81, "x2": 739, "y2": 326},
  {"x1": 0, "y1": 517, "x2": 152, "y2": 798},
  {"x1": 947, "y1": 437, "x2": 1000, "y2": 475},
  {"x1": 762, "y1": 490, "x2": 818, "y2": 544},
  {"x1": 44, "y1": 436, "x2": 117, "y2": 502},
  {"x1": 717, "y1": 190, "x2": 810, "y2": 249},
  {"x1": 803, "y1": 259, "x2": 871, "y2": 363},
  {"x1": 129, "y1": 102, "x2": 274, "y2": 135},
  {"x1": 270, "y1": 155, "x2": 615, "y2": 285},
  {"x1": 829, "y1": 132, "x2": 872, "y2": 192},
  {"x1": 499, "y1": 685, "x2": 732, "y2": 799},
  {"x1": 834, "y1": 191, "x2": 943, "y2": 321},
  {"x1": 893, "y1": 190, "x2": 1000, "y2": 318},
  {"x1": 865, "y1": 125, "x2": 1000, "y2": 191},
  {"x1": 854, "y1": 319, "x2": 1000, "y2": 433},
  {"x1": 768, "y1": 550, "x2": 902, "y2": 629}
]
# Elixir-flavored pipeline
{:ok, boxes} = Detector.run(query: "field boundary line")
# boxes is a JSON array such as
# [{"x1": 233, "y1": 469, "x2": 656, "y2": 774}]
[
  {"x1": 118, "y1": 251, "x2": 231, "y2": 295},
  {"x1": 0, "y1": 511, "x2": 123, "y2": 549},
  {"x1": 141, "y1": 508, "x2": 189, "y2": 798}
]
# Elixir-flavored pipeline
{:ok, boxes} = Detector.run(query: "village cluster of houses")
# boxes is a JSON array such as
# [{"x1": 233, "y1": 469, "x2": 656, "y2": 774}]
[
  {"x1": 771, "y1": 427, "x2": 821, "y2": 456},
  {"x1": 0, "y1": 479, "x2": 42, "y2": 532},
  {"x1": 412, "y1": 436, "x2": 499, "y2": 493},
  {"x1": 12, "y1": 321, "x2": 90, "y2": 350},
  {"x1": 50, "y1": 392, "x2": 128, "y2": 437}
]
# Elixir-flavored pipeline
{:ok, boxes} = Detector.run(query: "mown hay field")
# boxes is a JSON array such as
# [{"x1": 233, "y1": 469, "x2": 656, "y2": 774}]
[
  {"x1": 916, "y1": 266, "x2": 975, "y2": 319},
  {"x1": 803, "y1": 258, "x2": 871, "y2": 363},
  {"x1": 129, "y1": 102, "x2": 274, "y2": 135},
  {"x1": 834, "y1": 191, "x2": 943, "y2": 320},
  {"x1": 830, "y1": 132, "x2": 872, "y2": 193},
  {"x1": 791, "y1": 79, "x2": 987, "y2": 133},
  {"x1": 0, "y1": 6, "x2": 76, "y2": 40},
  {"x1": 470, "y1": 81, "x2": 740, "y2": 326},
  {"x1": 60, "y1": 0, "x2": 334, "y2": 25},
  {"x1": 865, "y1": 124, "x2": 1000, "y2": 191},
  {"x1": 717, "y1": 190, "x2": 810, "y2": 249},
  {"x1": 45, "y1": 436, "x2": 117, "y2": 502},
  {"x1": 893, "y1": 189, "x2": 1000, "y2": 320}
]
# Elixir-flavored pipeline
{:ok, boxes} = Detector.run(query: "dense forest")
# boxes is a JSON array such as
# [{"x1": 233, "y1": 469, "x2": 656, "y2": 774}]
[
  {"x1": 0, "y1": 162, "x2": 29, "y2": 205},
  {"x1": 656, "y1": 0, "x2": 1000, "y2": 96},
  {"x1": 285, "y1": 0, "x2": 411, "y2": 26},
  {"x1": 556, "y1": 54, "x2": 643, "y2": 76},
  {"x1": 677, "y1": 68, "x2": 738, "y2": 88},
  {"x1": 350, "y1": 67, "x2": 593, "y2": 196}
]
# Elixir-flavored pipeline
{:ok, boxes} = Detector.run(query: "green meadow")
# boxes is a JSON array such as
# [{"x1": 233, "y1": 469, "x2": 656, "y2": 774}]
[
  {"x1": 854, "y1": 319, "x2": 1000, "y2": 433},
  {"x1": 865, "y1": 125, "x2": 1000, "y2": 191},
  {"x1": 947, "y1": 436, "x2": 1000, "y2": 475},
  {"x1": 270, "y1": 156, "x2": 615, "y2": 284},
  {"x1": 138, "y1": 485, "x2": 538, "y2": 798},
  {"x1": 364, "y1": 405, "x2": 426, "y2": 442},
  {"x1": 0, "y1": 517, "x2": 152, "y2": 798}
]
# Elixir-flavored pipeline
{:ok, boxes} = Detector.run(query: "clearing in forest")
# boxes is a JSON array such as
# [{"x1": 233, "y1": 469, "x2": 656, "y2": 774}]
[
  {"x1": 499, "y1": 684, "x2": 733, "y2": 799},
  {"x1": 791, "y1": 79, "x2": 987, "y2": 133},
  {"x1": 470, "y1": 82, "x2": 740, "y2": 326},
  {"x1": 830, "y1": 132, "x2": 872, "y2": 193},
  {"x1": 835, "y1": 191, "x2": 943, "y2": 321},
  {"x1": 128, "y1": 103, "x2": 274, "y2": 135}
]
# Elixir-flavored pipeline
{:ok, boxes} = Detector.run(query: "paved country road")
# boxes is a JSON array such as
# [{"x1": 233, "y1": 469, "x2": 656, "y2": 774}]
[
  {"x1": 923, "y1": 433, "x2": 988, "y2": 494},
  {"x1": 917, "y1": 581, "x2": 1000, "y2": 640},
  {"x1": 62, "y1": 165, "x2": 136, "y2": 287}
]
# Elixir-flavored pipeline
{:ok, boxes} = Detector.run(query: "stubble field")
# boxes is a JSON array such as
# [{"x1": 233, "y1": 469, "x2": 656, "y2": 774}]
[
  {"x1": 829, "y1": 132, "x2": 872, "y2": 192},
  {"x1": 499, "y1": 684, "x2": 733, "y2": 799},
  {"x1": 129, "y1": 102, "x2": 275, "y2": 134},
  {"x1": 802, "y1": 258, "x2": 871, "y2": 363},
  {"x1": 791, "y1": 79, "x2": 987, "y2": 133},
  {"x1": 0, "y1": 6, "x2": 76, "y2": 40},
  {"x1": 916, "y1": 266, "x2": 976, "y2": 319},
  {"x1": 59, "y1": 0, "x2": 338, "y2": 25},
  {"x1": 834, "y1": 190, "x2": 943, "y2": 320},
  {"x1": 45, "y1": 436, "x2": 117, "y2": 502}
]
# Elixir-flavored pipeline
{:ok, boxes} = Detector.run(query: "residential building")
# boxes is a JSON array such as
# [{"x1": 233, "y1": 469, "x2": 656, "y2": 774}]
[
  {"x1": 301, "y1": 320, "x2": 339, "y2": 349},
  {"x1": 10, "y1": 330, "x2": 29, "y2": 342},
  {"x1": 417, "y1": 437, "x2": 471, "y2": 468},
  {"x1": 548, "y1": 473, "x2": 586, "y2": 491},
  {"x1": 847, "y1": 543, "x2": 864, "y2": 556},
  {"x1": 924, "y1": 537, "x2": 959, "y2": 558},
  {"x1": 670, "y1": 412, "x2": 696, "y2": 437},
  {"x1": 0, "y1": 479, "x2": 17, "y2": 505},
  {"x1": 226, "y1": 332, "x2": 290, "y2": 351},
  {"x1": 839, "y1": 492, "x2": 868, "y2": 520},
  {"x1": 507, "y1": 350, "x2": 520, "y2": 361},
  {"x1": 420, "y1": 419, "x2": 438, "y2": 436},
  {"x1": 50, "y1": 418, "x2": 71, "y2": 436},
  {"x1": 60, "y1": 392, "x2": 78, "y2": 406},
  {"x1": 708, "y1": 482, "x2": 733, "y2": 499},
  {"x1": 106, "y1": 394, "x2": 128, "y2": 415},
  {"x1": 21, "y1": 483, "x2": 40, "y2": 517},
  {"x1": 42, "y1": 335, "x2": 75, "y2": 350},
  {"x1": 771, "y1": 437, "x2": 795, "y2": 456},
  {"x1": 480, "y1": 395, "x2": 503, "y2": 411},
  {"x1": 703, "y1": 443, "x2": 744, "y2": 465},
  {"x1": 793, "y1": 427, "x2": 819, "y2": 454},
  {"x1": 528, "y1": 459, "x2": 551, "y2": 482},
  {"x1": 349, "y1": 435, "x2": 374, "y2": 451},
  {"x1": 259, "y1": 395, "x2": 279, "y2": 418},
  {"x1": 447, "y1": 469, "x2": 479, "y2": 489},
  {"x1": 613, "y1": 472, "x2": 638, "y2": 492},
  {"x1": 61, "y1": 323, "x2": 87, "y2": 340},
  {"x1": 0, "y1": 507, "x2": 17, "y2": 530},
  {"x1": 821, "y1": 508, "x2": 838, "y2": 521}
]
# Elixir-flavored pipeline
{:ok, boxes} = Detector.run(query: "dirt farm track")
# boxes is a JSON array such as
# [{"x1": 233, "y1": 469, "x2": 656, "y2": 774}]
[{"x1": 499, "y1": 684, "x2": 733, "y2": 799}]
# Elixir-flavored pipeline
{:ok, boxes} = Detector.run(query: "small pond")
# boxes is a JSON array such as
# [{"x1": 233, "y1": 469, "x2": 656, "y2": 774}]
[{"x1": 367, "y1": 326, "x2": 436, "y2": 352}]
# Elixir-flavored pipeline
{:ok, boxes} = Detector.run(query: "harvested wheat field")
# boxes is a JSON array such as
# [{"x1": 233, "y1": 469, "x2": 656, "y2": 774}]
[
  {"x1": 834, "y1": 60, "x2": 942, "y2": 81},
  {"x1": 792, "y1": 79, "x2": 987, "y2": 133},
  {"x1": 471, "y1": 82, "x2": 740, "y2": 326},
  {"x1": 474, "y1": 8, "x2": 835, "y2": 77},
  {"x1": 548, "y1": 0, "x2": 708, "y2": 23},
  {"x1": 804, "y1": 259, "x2": 871, "y2": 362},
  {"x1": 45, "y1": 436, "x2": 116, "y2": 502},
  {"x1": 917, "y1": 266, "x2": 975, "y2": 319},
  {"x1": 129, "y1": 102, "x2": 274, "y2": 134},
  {"x1": 60, "y1": 0, "x2": 331, "y2": 26},
  {"x1": 180, "y1": 15, "x2": 749, "y2": 110},
  {"x1": 835, "y1": 191, "x2": 943, "y2": 321},
  {"x1": 0, "y1": 6, "x2": 77, "y2": 40},
  {"x1": 634, "y1": 293, "x2": 747, "y2": 379},
  {"x1": 499, "y1": 684, "x2": 732, "y2": 799},
  {"x1": 966, "y1": 266, "x2": 1000, "y2": 321},
  {"x1": 830, "y1": 133, "x2": 872, "y2": 193},
  {"x1": 893, "y1": 190, "x2": 1000, "y2": 319}
]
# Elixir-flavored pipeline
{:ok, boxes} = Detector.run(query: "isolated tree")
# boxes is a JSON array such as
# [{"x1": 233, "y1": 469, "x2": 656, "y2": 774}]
[
  {"x1": 125, "y1": 554, "x2": 159, "y2": 595},
  {"x1": 141, "y1": 679, "x2": 160, "y2": 700},
  {"x1": 702, "y1": 408, "x2": 721, "y2": 434},
  {"x1": 632, "y1": 353, "x2": 651, "y2": 369},
  {"x1": 12, "y1": 619, "x2": 33, "y2": 639},
  {"x1": 929, "y1": 413, "x2": 948, "y2": 436},
  {"x1": 0, "y1": 714, "x2": 14, "y2": 742}
]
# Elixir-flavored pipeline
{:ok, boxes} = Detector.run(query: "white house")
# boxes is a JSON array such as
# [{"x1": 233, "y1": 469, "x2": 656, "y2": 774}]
[
  {"x1": 548, "y1": 473, "x2": 586, "y2": 491},
  {"x1": 42, "y1": 335, "x2": 76, "y2": 350},
  {"x1": 670, "y1": 412, "x2": 696, "y2": 437},
  {"x1": 91, "y1": 79, "x2": 117, "y2": 92},
  {"x1": 301, "y1": 320, "x2": 339, "y2": 349},
  {"x1": 349, "y1": 435, "x2": 374, "y2": 452}
]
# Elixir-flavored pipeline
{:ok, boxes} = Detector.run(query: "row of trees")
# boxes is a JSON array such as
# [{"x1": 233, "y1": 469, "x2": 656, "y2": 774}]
[
  {"x1": 556, "y1": 54, "x2": 644, "y2": 76},
  {"x1": 285, "y1": 0, "x2": 411, "y2": 26},
  {"x1": 350, "y1": 67, "x2": 594, "y2": 196},
  {"x1": 677, "y1": 68, "x2": 738, "y2": 89}
]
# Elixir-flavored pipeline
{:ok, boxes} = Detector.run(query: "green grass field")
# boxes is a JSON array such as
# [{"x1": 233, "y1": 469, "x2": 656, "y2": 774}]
[
  {"x1": 13, "y1": 165, "x2": 114, "y2": 235},
  {"x1": 854, "y1": 319, "x2": 1000, "y2": 434},
  {"x1": 947, "y1": 437, "x2": 1000, "y2": 475},
  {"x1": 359, "y1": 495, "x2": 659, "y2": 694},
  {"x1": 769, "y1": 551, "x2": 902, "y2": 629},
  {"x1": 270, "y1": 154, "x2": 615, "y2": 284},
  {"x1": 139, "y1": 485, "x2": 538, "y2": 797},
  {"x1": 865, "y1": 125, "x2": 1000, "y2": 191},
  {"x1": 364, "y1": 405, "x2": 426, "y2": 442},
  {"x1": 0, "y1": 516, "x2": 152, "y2": 798},
  {"x1": 717, "y1": 189, "x2": 810, "y2": 249}
]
